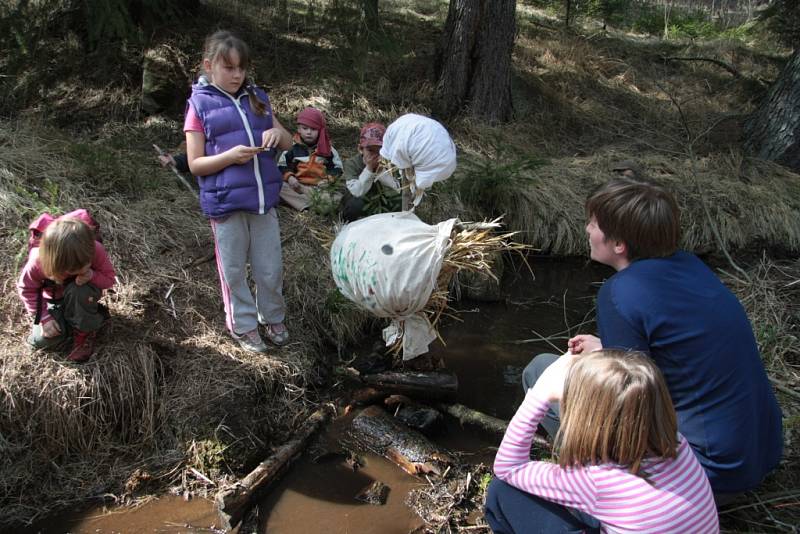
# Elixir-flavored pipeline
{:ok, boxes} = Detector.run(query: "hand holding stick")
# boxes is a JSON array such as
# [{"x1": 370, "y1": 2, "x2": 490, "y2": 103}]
[{"x1": 153, "y1": 144, "x2": 199, "y2": 199}]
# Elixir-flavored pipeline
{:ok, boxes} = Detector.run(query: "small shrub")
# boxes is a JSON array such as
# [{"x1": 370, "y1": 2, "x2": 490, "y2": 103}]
[{"x1": 455, "y1": 155, "x2": 546, "y2": 216}]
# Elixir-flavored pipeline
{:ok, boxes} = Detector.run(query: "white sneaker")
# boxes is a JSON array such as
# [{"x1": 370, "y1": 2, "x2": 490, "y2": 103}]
[{"x1": 232, "y1": 329, "x2": 267, "y2": 353}]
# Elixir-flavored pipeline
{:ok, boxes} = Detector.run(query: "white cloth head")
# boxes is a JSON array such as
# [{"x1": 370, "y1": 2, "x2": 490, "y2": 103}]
[{"x1": 380, "y1": 114, "x2": 457, "y2": 191}]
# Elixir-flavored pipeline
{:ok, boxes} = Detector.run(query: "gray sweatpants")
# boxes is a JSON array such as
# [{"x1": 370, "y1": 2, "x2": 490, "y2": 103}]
[{"x1": 210, "y1": 209, "x2": 285, "y2": 335}]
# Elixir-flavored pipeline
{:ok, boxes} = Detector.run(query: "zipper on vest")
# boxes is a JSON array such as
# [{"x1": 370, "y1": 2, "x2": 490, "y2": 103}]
[
  {"x1": 216, "y1": 86, "x2": 266, "y2": 214},
  {"x1": 235, "y1": 94, "x2": 266, "y2": 214}
]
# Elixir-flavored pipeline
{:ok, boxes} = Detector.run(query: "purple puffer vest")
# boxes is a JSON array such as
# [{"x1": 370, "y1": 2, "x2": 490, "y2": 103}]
[{"x1": 189, "y1": 82, "x2": 282, "y2": 219}]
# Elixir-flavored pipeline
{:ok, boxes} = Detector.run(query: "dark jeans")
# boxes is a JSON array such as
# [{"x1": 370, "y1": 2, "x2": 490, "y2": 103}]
[
  {"x1": 27, "y1": 282, "x2": 106, "y2": 348},
  {"x1": 485, "y1": 478, "x2": 601, "y2": 534},
  {"x1": 521, "y1": 353, "x2": 562, "y2": 437}
]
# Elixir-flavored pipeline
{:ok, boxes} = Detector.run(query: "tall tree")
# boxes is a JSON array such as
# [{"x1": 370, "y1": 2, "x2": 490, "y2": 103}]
[
  {"x1": 434, "y1": 0, "x2": 516, "y2": 124},
  {"x1": 743, "y1": 50, "x2": 800, "y2": 172},
  {"x1": 361, "y1": 0, "x2": 379, "y2": 30}
]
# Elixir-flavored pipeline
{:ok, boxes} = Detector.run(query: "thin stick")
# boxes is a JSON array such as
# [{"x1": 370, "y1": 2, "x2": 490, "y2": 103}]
[
  {"x1": 769, "y1": 376, "x2": 800, "y2": 401},
  {"x1": 656, "y1": 82, "x2": 751, "y2": 282},
  {"x1": 153, "y1": 144, "x2": 199, "y2": 199},
  {"x1": 719, "y1": 492, "x2": 800, "y2": 515},
  {"x1": 511, "y1": 327, "x2": 565, "y2": 352}
]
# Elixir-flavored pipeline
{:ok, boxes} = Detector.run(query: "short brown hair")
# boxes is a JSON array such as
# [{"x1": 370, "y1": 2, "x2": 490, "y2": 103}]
[
  {"x1": 585, "y1": 177, "x2": 680, "y2": 261},
  {"x1": 555, "y1": 350, "x2": 678, "y2": 476},
  {"x1": 38, "y1": 218, "x2": 95, "y2": 280}
]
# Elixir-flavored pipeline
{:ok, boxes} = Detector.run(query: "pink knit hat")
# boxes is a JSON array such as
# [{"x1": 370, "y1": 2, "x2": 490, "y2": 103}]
[
  {"x1": 358, "y1": 122, "x2": 386, "y2": 148},
  {"x1": 296, "y1": 107, "x2": 332, "y2": 157}
]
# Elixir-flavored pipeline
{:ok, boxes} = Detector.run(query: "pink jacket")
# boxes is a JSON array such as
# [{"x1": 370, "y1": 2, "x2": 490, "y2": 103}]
[{"x1": 17, "y1": 241, "x2": 116, "y2": 324}]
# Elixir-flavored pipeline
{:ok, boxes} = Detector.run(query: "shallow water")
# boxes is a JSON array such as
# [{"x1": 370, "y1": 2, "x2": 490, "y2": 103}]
[{"x1": 25, "y1": 257, "x2": 611, "y2": 534}]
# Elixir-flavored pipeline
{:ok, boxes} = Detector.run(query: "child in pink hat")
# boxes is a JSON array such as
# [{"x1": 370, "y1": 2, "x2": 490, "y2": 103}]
[{"x1": 340, "y1": 122, "x2": 401, "y2": 221}]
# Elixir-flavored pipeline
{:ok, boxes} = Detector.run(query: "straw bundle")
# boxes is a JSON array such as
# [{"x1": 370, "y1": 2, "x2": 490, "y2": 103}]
[{"x1": 387, "y1": 217, "x2": 529, "y2": 357}]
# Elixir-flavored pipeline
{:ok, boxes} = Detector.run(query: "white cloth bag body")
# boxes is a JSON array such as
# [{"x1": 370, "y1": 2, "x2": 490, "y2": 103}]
[{"x1": 331, "y1": 211, "x2": 457, "y2": 359}]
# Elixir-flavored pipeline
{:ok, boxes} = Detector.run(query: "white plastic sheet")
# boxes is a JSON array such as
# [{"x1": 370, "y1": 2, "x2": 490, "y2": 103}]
[
  {"x1": 330, "y1": 211, "x2": 457, "y2": 360},
  {"x1": 380, "y1": 114, "x2": 457, "y2": 207}
]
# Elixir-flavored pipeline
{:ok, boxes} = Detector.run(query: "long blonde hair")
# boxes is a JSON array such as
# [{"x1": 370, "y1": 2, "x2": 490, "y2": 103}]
[
  {"x1": 38, "y1": 218, "x2": 95, "y2": 280},
  {"x1": 555, "y1": 350, "x2": 678, "y2": 475},
  {"x1": 202, "y1": 30, "x2": 267, "y2": 116}
]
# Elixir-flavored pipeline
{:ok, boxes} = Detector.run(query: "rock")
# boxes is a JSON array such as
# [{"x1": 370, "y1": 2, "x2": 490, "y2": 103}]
[
  {"x1": 141, "y1": 45, "x2": 188, "y2": 115},
  {"x1": 355, "y1": 481, "x2": 389, "y2": 505},
  {"x1": 395, "y1": 405, "x2": 444, "y2": 436}
]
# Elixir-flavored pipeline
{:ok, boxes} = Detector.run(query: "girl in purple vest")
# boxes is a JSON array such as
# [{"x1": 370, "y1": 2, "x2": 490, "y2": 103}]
[{"x1": 185, "y1": 30, "x2": 293, "y2": 351}]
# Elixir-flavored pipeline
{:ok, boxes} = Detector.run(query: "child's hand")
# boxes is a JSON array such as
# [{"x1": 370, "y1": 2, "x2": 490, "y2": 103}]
[
  {"x1": 41, "y1": 318, "x2": 62, "y2": 338},
  {"x1": 287, "y1": 175, "x2": 303, "y2": 193},
  {"x1": 75, "y1": 268, "x2": 93, "y2": 286},
  {"x1": 567, "y1": 334, "x2": 602, "y2": 355},
  {"x1": 157, "y1": 154, "x2": 176, "y2": 167},
  {"x1": 262, "y1": 128, "x2": 287, "y2": 150},
  {"x1": 530, "y1": 352, "x2": 576, "y2": 402},
  {"x1": 363, "y1": 150, "x2": 381, "y2": 172},
  {"x1": 227, "y1": 145, "x2": 261, "y2": 165}
]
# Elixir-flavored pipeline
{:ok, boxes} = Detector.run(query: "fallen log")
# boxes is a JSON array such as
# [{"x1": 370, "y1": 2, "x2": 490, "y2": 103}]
[
  {"x1": 215, "y1": 404, "x2": 334, "y2": 531},
  {"x1": 361, "y1": 370, "x2": 458, "y2": 400},
  {"x1": 349, "y1": 405, "x2": 453, "y2": 477},
  {"x1": 438, "y1": 402, "x2": 550, "y2": 449}
]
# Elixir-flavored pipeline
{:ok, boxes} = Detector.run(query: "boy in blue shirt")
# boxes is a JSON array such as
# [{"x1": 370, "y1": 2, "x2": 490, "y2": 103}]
[{"x1": 523, "y1": 177, "x2": 783, "y2": 505}]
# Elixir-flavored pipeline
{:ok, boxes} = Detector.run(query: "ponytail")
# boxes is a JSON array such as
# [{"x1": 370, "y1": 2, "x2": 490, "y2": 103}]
[{"x1": 244, "y1": 79, "x2": 267, "y2": 116}]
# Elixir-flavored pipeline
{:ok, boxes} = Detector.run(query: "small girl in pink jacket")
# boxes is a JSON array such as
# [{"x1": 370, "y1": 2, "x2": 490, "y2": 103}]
[{"x1": 17, "y1": 212, "x2": 116, "y2": 362}]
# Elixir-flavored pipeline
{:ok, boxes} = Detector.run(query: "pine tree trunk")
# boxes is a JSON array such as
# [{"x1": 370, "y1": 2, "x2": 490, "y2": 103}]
[
  {"x1": 361, "y1": 0, "x2": 379, "y2": 29},
  {"x1": 434, "y1": 0, "x2": 516, "y2": 124},
  {"x1": 744, "y1": 50, "x2": 800, "y2": 172},
  {"x1": 565, "y1": 0, "x2": 572, "y2": 27}
]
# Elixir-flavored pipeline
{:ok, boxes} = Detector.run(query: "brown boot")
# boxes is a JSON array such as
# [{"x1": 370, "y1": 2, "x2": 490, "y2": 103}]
[{"x1": 67, "y1": 330, "x2": 96, "y2": 362}]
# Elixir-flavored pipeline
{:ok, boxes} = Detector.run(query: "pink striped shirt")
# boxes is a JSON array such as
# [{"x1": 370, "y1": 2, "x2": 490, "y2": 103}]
[{"x1": 493, "y1": 392, "x2": 719, "y2": 533}]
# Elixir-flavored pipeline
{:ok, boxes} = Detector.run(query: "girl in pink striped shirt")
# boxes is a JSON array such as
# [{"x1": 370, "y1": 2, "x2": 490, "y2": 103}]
[{"x1": 486, "y1": 350, "x2": 719, "y2": 534}]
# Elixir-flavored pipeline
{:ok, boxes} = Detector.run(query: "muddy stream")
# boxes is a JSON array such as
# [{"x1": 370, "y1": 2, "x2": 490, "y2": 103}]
[{"x1": 26, "y1": 257, "x2": 612, "y2": 534}]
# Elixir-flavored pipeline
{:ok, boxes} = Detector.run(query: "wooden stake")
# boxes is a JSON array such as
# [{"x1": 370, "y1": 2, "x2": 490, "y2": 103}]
[{"x1": 214, "y1": 404, "x2": 334, "y2": 531}]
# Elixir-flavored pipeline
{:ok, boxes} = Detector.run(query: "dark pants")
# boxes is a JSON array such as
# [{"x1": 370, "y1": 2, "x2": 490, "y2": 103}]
[
  {"x1": 340, "y1": 191, "x2": 365, "y2": 223},
  {"x1": 521, "y1": 353, "x2": 562, "y2": 437},
  {"x1": 485, "y1": 478, "x2": 601, "y2": 534},
  {"x1": 27, "y1": 282, "x2": 106, "y2": 349}
]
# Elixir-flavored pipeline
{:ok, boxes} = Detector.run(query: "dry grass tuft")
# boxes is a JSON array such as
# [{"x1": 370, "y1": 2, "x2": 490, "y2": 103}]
[
  {"x1": 719, "y1": 258, "x2": 800, "y2": 531},
  {"x1": 439, "y1": 148, "x2": 800, "y2": 257}
]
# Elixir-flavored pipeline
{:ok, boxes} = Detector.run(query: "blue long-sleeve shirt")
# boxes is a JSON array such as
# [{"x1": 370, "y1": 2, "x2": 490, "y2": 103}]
[{"x1": 597, "y1": 251, "x2": 782, "y2": 494}]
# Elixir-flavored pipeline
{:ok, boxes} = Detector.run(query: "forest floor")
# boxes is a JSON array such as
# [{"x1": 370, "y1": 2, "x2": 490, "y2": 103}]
[{"x1": 1, "y1": 0, "x2": 799, "y2": 532}]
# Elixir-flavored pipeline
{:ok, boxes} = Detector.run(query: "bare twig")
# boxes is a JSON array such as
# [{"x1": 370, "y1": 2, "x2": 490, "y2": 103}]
[
  {"x1": 769, "y1": 376, "x2": 800, "y2": 401},
  {"x1": 661, "y1": 56, "x2": 740, "y2": 78},
  {"x1": 656, "y1": 81, "x2": 750, "y2": 282}
]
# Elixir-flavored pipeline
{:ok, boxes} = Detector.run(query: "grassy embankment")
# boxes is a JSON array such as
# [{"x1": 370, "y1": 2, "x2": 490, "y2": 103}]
[{"x1": 1, "y1": 0, "x2": 798, "y2": 530}]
